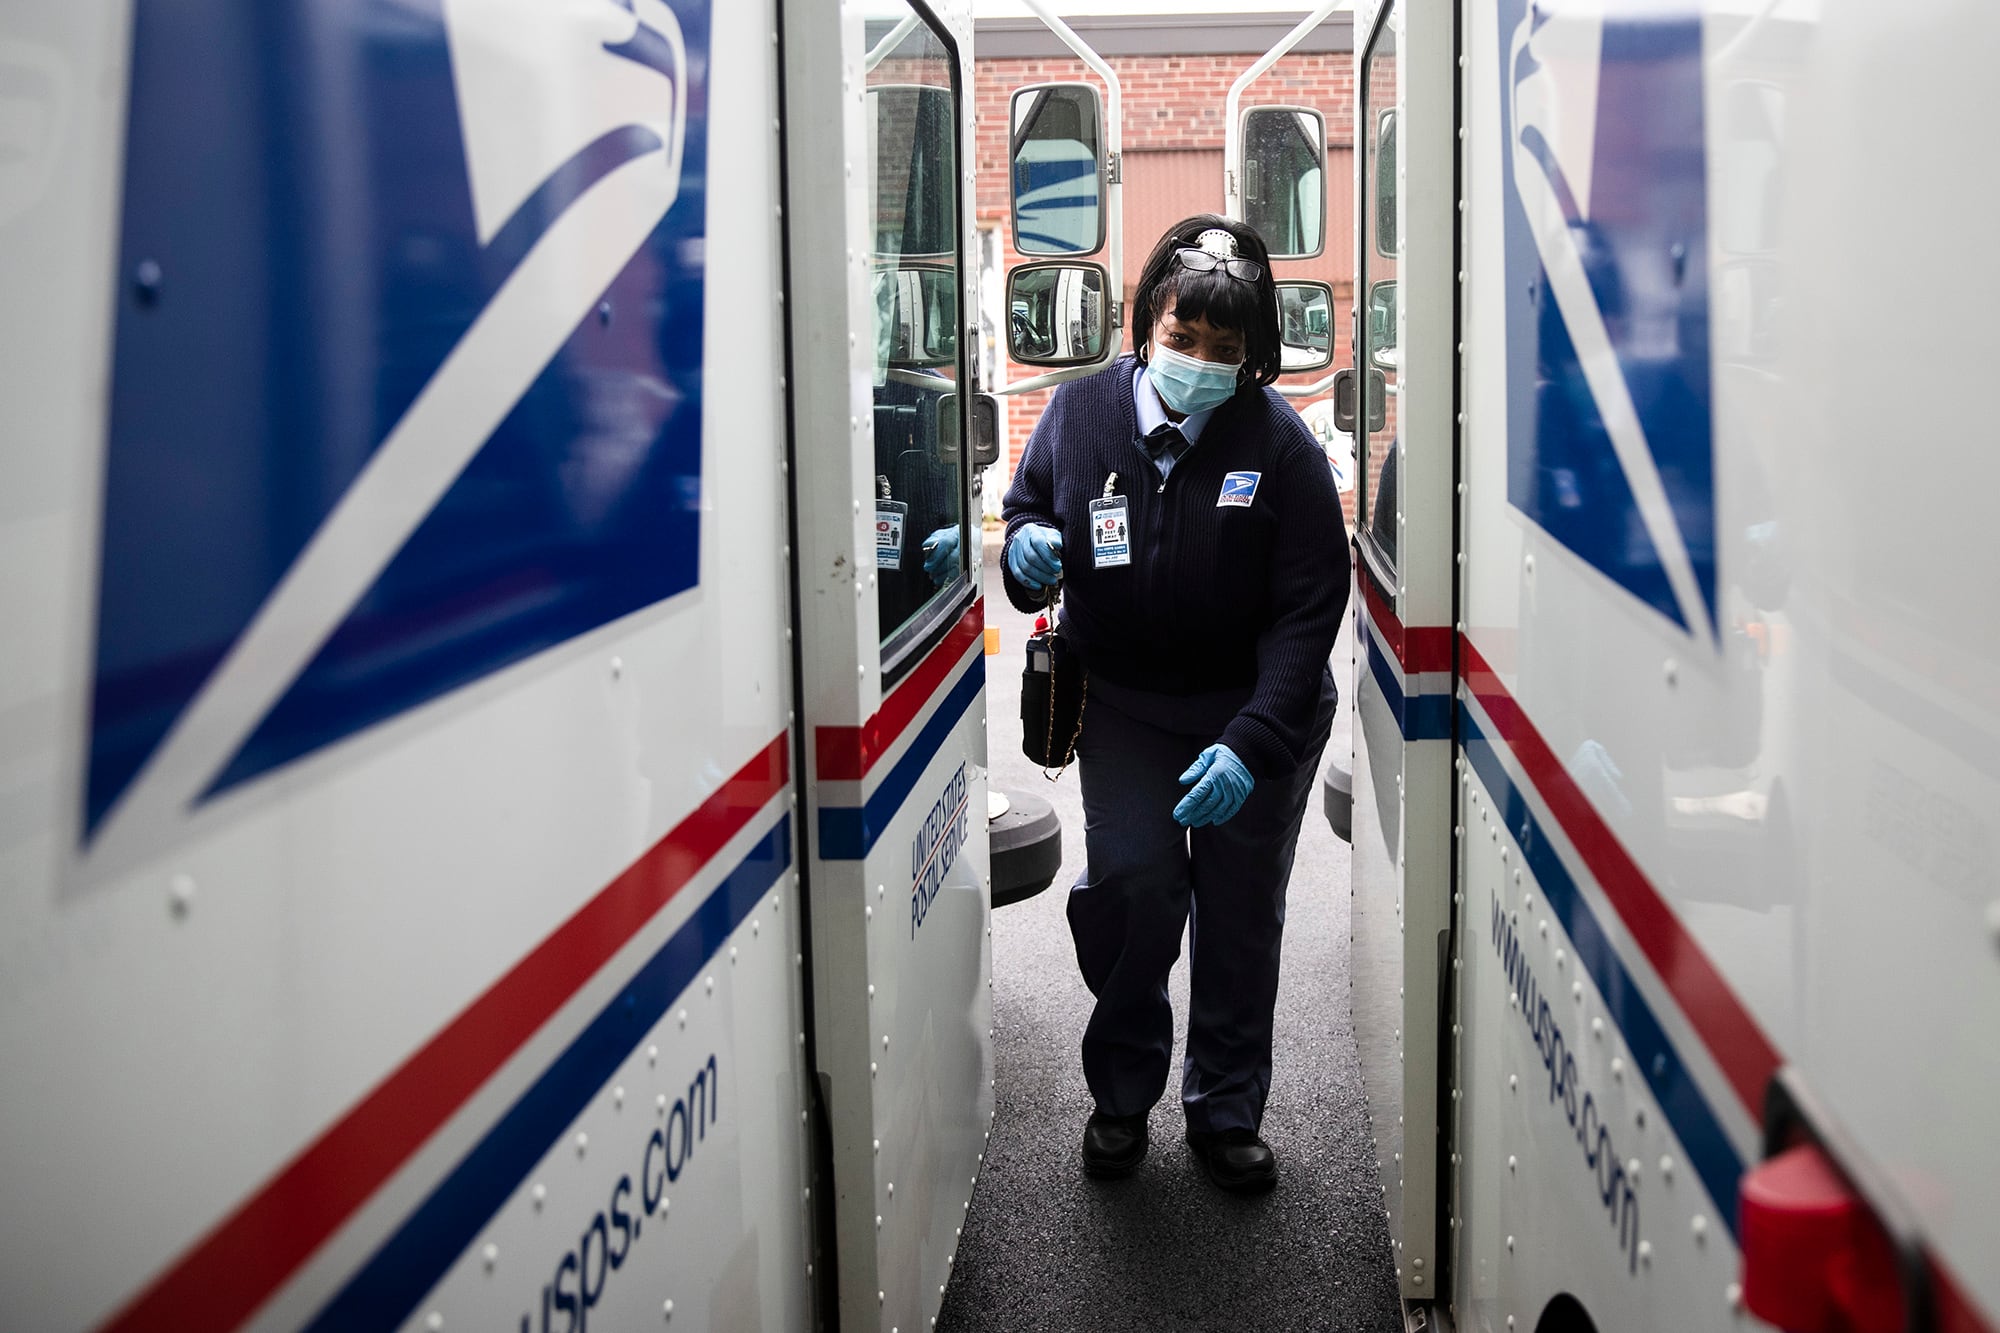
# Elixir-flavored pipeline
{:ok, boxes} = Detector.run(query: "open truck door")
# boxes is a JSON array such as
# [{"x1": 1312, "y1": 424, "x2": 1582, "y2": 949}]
[
  {"x1": 784, "y1": 10, "x2": 996, "y2": 1329},
  {"x1": 1343, "y1": 0, "x2": 1460, "y2": 1307},
  {"x1": 1228, "y1": 0, "x2": 1458, "y2": 1310},
  {"x1": 1227, "y1": 3, "x2": 1454, "y2": 1303}
]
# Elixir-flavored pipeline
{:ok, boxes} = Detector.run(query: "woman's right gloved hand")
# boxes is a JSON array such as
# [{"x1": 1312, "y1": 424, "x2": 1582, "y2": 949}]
[{"x1": 1007, "y1": 524, "x2": 1065, "y2": 593}]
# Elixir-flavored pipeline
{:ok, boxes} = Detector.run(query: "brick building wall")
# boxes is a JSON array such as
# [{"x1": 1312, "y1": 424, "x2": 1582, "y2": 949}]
[{"x1": 973, "y1": 45, "x2": 1362, "y2": 524}]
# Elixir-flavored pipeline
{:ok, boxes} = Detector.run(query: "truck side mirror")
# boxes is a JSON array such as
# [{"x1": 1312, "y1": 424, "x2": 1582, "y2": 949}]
[
  {"x1": 1277, "y1": 280, "x2": 1335, "y2": 373},
  {"x1": 1241, "y1": 105, "x2": 1326, "y2": 260},
  {"x1": 1006, "y1": 262, "x2": 1110, "y2": 367},
  {"x1": 1009, "y1": 83, "x2": 1106, "y2": 256}
]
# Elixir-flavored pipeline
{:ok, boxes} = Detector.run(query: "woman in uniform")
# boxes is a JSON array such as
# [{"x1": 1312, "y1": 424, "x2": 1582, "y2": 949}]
[{"x1": 1000, "y1": 214, "x2": 1350, "y2": 1192}]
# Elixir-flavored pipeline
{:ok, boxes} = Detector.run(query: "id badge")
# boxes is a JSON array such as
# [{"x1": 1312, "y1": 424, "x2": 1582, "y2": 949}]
[
  {"x1": 875, "y1": 500, "x2": 908, "y2": 569},
  {"x1": 1089, "y1": 496, "x2": 1131, "y2": 569}
]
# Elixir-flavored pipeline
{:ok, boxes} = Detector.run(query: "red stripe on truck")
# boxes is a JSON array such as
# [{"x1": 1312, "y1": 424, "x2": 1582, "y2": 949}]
[{"x1": 98, "y1": 734, "x2": 790, "y2": 1333}]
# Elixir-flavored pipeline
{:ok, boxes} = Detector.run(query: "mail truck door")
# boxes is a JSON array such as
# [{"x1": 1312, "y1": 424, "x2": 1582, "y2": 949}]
[
  {"x1": 782, "y1": 5, "x2": 992, "y2": 1330},
  {"x1": 1345, "y1": 0, "x2": 1459, "y2": 1303}
]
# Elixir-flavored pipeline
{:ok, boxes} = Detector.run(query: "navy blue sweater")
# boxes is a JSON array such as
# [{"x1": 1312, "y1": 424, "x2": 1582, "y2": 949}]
[{"x1": 1001, "y1": 357, "x2": 1350, "y2": 780}]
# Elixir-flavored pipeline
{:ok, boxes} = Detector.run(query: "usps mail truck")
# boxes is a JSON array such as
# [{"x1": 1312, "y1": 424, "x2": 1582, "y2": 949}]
[
  {"x1": 0, "y1": 1, "x2": 1025, "y2": 1329},
  {"x1": 1324, "y1": 1, "x2": 2000, "y2": 1330}
]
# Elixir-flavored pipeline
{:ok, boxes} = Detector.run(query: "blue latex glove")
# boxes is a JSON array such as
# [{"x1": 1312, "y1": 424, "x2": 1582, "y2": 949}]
[
  {"x1": 922, "y1": 527, "x2": 960, "y2": 585},
  {"x1": 1007, "y1": 523, "x2": 1064, "y2": 593},
  {"x1": 1174, "y1": 744, "x2": 1254, "y2": 828}
]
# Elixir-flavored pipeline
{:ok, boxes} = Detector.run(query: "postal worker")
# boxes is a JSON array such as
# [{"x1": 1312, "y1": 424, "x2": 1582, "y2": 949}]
[{"x1": 1000, "y1": 215, "x2": 1351, "y2": 1191}]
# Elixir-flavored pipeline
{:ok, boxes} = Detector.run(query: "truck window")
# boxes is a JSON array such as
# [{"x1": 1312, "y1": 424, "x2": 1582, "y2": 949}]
[
  {"x1": 1357, "y1": 8, "x2": 1401, "y2": 576},
  {"x1": 865, "y1": 9, "x2": 970, "y2": 673}
]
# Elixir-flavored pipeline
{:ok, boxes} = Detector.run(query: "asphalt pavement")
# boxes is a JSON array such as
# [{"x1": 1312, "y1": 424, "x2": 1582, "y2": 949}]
[{"x1": 936, "y1": 531, "x2": 1403, "y2": 1333}]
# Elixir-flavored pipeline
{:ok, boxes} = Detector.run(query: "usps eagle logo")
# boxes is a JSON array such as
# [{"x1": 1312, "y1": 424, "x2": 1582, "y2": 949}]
[
  {"x1": 1217, "y1": 471, "x2": 1262, "y2": 507},
  {"x1": 1498, "y1": 0, "x2": 1717, "y2": 645},
  {"x1": 89, "y1": 0, "x2": 708, "y2": 865}
]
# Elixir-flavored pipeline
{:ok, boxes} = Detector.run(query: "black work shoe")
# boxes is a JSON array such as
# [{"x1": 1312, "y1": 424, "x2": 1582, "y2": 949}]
[
  {"x1": 1082, "y1": 1111, "x2": 1149, "y2": 1178},
  {"x1": 1186, "y1": 1126, "x2": 1278, "y2": 1192}
]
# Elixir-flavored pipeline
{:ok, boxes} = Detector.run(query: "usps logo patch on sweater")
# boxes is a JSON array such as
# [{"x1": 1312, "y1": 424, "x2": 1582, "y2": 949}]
[{"x1": 1217, "y1": 471, "x2": 1261, "y2": 507}]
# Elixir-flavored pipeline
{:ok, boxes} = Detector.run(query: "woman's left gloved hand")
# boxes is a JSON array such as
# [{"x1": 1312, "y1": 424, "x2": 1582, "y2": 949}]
[
  {"x1": 1173, "y1": 744, "x2": 1254, "y2": 827},
  {"x1": 922, "y1": 527, "x2": 960, "y2": 585}
]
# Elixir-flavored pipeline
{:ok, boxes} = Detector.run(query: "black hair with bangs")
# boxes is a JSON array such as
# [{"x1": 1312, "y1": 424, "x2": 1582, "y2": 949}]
[{"x1": 1130, "y1": 214, "x2": 1283, "y2": 390}]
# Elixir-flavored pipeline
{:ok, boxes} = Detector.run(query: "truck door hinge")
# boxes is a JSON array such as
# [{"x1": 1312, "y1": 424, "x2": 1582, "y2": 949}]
[
  {"x1": 1111, "y1": 300, "x2": 1125, "y2": 330},
  {"x1": 1106, "y1": 151, "x2": 1122, "y2": 185}
]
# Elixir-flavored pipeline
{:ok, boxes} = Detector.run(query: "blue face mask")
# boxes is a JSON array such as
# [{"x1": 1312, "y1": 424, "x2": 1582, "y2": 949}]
[{"x1": 1148, "y1": 342, "x2": 1243, "y2": 415}]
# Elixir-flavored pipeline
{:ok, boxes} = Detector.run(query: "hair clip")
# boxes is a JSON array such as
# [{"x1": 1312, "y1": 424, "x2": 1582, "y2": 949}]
[{"x1": 1193, "y1": 228, "x2": 1239, "y2": 259}]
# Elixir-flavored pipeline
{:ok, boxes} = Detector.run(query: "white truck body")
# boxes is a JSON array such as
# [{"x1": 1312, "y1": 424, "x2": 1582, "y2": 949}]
[
  {"x1": 1346, "y1": 1, "x2": 2000, "y2": 1329},
  {"x1": 0, "y1": 0, "x2": 990, "y2": 1329}
]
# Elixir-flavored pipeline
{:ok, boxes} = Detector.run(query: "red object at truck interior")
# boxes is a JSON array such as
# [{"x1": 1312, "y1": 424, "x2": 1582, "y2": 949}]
[{"x1": 1739, "y1": 1142, "x2": 1903, "y2": 1333}]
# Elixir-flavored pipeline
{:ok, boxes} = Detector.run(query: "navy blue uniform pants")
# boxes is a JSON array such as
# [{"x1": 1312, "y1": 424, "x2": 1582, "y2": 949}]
[{"x1": 1067, "y1": 669, "x2": 1336, "y2": 1134}]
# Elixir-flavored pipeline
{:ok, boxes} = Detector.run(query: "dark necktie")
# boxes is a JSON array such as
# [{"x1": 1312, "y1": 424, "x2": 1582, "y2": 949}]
[{"x1": 1142, "y1": 423, "x2": 1190, "y2": 463}]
